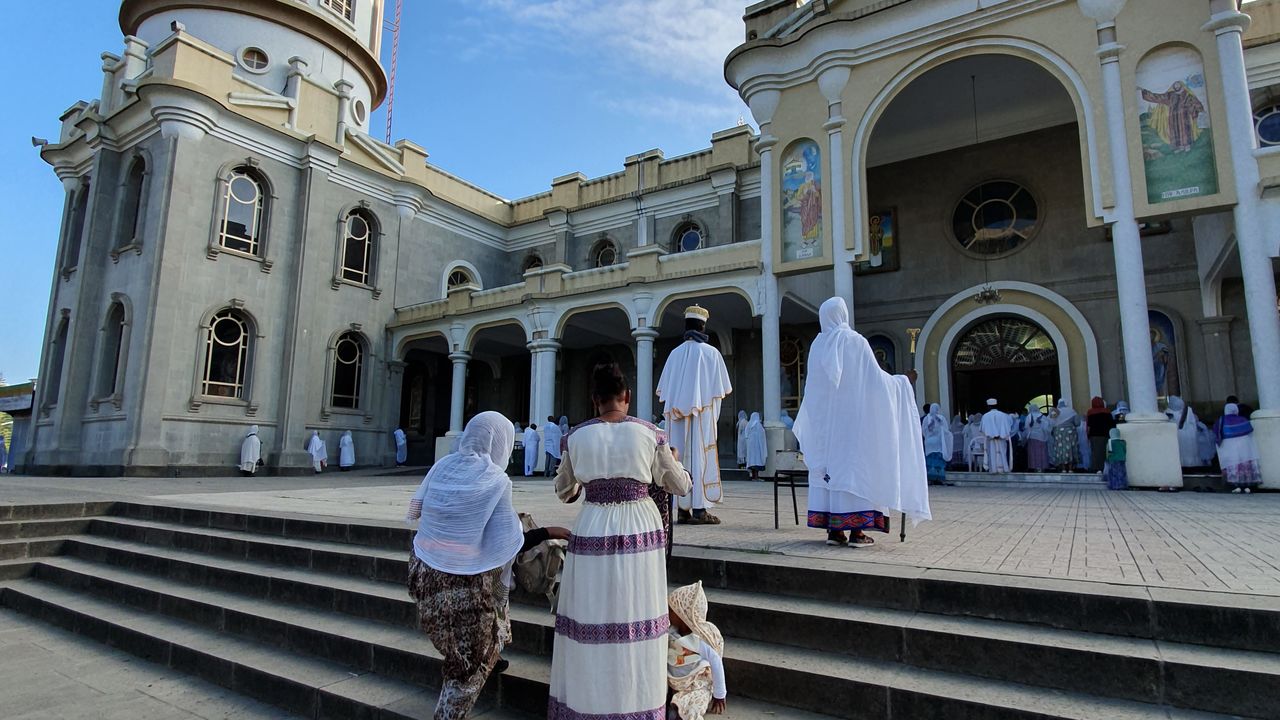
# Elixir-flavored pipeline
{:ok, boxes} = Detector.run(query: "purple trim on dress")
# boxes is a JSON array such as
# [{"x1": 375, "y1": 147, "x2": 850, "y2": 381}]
[
  {"x1": 584, "y1": 477, "x2": 650, "y2": 504},
  {"x1": 554, "y1": 614, "x2": 669, "y2": 645},
  {"x1": 547, "y1": 698, "x2": 665, "y2": 720},
  {"x1": 568, "y1": 529, "x2": 666, "y2": 556}
]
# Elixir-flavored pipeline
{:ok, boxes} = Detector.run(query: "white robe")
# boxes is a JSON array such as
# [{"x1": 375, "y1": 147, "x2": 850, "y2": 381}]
[
  {"x1": 657, "y1": 338, "x2": 732, "y2": 511},
  {"x1": 980, "y1": 410, "x2": 1013, "y2": 473},
  {"x1": 239, "y1": 430, "x2": 261, "y2": 473},
  {"x1": 338, "y1": 432, "x2": 355, "y2": 468},
  {"x1": 735, "y1": 411, "x2": 749, "y2": 466},
  {"x1": 306, "y1": 433, "x2": 327, "y2": 472},
  {"x1": 921, "y1": 408, "x2": 953, "y2": 460},
  {"x1": 523, "y1": 427, "x2": 540, "y2": 475},
  {"x1": 1167, "y1": 398, "x2": 1201, "y2": 467},
  {"x1": 544, "y1": 422, "x2": 563, "y2": 460},
  {"x1": 791, "y1": 298, "x2": 931, "y2": 528},
  {"x1": 744, "y1": 413, "x2": 767, "y2": 469},
  {"x1": 393, "y1": 428, "x2": 407, "y2": 465}
]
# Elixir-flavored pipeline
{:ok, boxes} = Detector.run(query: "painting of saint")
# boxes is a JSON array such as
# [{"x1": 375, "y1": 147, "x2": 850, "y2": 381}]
[
  {"x1": 867, "y1": 335, "x2": 897, "y2": 374},
  {"x1": 1149, "y1": 311, "x2": 1181, "y2": 399},
  {"x1": 780, "y1": 140, "x2": 823, "y2": 264},
  {"x1": 1136, "y1": 47, "x2": 1218, "y2": 203},
  {"x1": 855, "y1": 208, "x2": 900, "y2": 274}
]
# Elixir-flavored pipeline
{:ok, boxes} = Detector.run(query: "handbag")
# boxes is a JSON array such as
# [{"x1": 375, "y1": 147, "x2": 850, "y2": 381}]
[{"x1": 514, "y1": 513, "x2": 567, "y2": 612}]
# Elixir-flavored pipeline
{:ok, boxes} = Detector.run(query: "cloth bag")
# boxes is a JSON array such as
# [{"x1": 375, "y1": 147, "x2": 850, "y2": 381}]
[{"x1": 514, "y1": 513, "x2": 566, "y2": 612}]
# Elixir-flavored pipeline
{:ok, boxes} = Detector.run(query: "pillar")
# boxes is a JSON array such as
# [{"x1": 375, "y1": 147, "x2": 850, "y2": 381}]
[
  {"x1": 447, "y1": 351, "x2": 469, "y2": 435},
  {"x1": 529, "y1": 339, "x2": 560, "y2": 470},
  {"x1": 1085, "y1": 8, "x2": 1182, "y2": 486},
  {"x1": 819, "y1": 67, "x2": 855, "y2": 309},
  {"x1": 385, "y1": 360, "x2": 406, "y2": 464},
  {"x1": 749, "y1": 88, "x2": 786, "y2": 475},
  {"x1": 1206, "y1": 2, "x2": 1280, "y2": 486},
  {"x1": 633, "y1": 327, "x2": 659, "y2": 421}
]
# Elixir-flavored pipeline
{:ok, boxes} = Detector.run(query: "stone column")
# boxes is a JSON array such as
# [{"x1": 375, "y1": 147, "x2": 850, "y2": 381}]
[
  {"x1": 1081, "y1": 3, "x2": 1181, "y2": 486},
  {"x1": 447, "y1": 351, "x2": 469, "y2": 436},
  {"x1": 1206, "y1": 2, "x2": 1280, "y2": 485},
  {"x1": 385, "y1": 360, "x2": 406, "y2": 464},
  {"x1": 749, "y1": 89, "x2": 785, "y2": 475},
  {"x1": 819, "y1": 67, "x2": 855, "y2": 310},
  {"x1": 529, "y1": 339, "x2": 560, "y2": 471},
  {"x1": 1196, "y1": 316, "x2": 1237, "y2": 402},
  {"x1": 633, "y1": 327, "x2": 659, "y2": 422}
]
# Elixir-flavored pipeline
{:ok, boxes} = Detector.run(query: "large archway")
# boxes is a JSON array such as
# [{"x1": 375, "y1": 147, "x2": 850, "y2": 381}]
[{"x1": 950, "y1": 315, "x2": 1060, "y2": 415}]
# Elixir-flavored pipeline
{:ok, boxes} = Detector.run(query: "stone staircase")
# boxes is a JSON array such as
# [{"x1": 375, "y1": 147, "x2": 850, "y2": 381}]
[{"x1": 2, "y1": 501, "x2": 1279, "y2": 719}]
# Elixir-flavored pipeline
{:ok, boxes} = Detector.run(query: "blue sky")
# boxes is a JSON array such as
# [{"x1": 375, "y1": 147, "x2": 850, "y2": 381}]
[{"x1": 1, "y1": 0, "x2": 750, "y2": 383}]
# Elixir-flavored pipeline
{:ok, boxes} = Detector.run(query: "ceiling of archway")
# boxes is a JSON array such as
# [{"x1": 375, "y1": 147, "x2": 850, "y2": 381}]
[{"x1": 868, "y1": 54, "x2": 1077, "y2": 168}]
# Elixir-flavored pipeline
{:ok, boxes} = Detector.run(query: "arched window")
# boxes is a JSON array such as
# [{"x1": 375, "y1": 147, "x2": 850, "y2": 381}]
[
  {"x1": 116, "y1": 158, "x2": 146, "y2": 249},
  {"x1": 44, "y1": 316, "x2": 70, "y2": 407},
  {"x1": 322, "y1": 0, "x2": 355, "y2": 21},
  {"x1": 591, "y1": 239, "x2": 618, "y2": 268},
  {"x1": 64, "y1": 183, "x2": 91, "y2": 272},
  {"x1": 952, "y1": 317, "x2": 1057, "y2": 369},
  {"x1": 447, "y1": 268, "x2": 475, "y2": 290},
  {"x1": 202, "y1": 309, "x2": 253, "y2": 398},
  {"x1": 522, "y1": 254, "x2": 544, "y2": 273},
  {"x1": 331, "y1": 332, "x2": 365, "y2": 409},
  {"x1": 340, "y1": 209, "x2": 377, "y2": 285},
  {"x1": 1255, "y1": 104, "x2": 1280, "y2": 147},
  {"x1": 218, "y1": 167, "x2": 266, "y2": 256},
  {"x1": 674, "y1": 223, "x2": 704, "y2": 253},
  {"x1": 97, "y1": 303, "x2": 126, "y2": 397}
]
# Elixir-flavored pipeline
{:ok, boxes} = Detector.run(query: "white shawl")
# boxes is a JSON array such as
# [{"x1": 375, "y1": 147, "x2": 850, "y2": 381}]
[
  {"x1": 408, "y1": 411, "x2": 524, "y2": 576},
  {"x1": 745, "y1": 412, "x2": 767, "y2": 468},
  {"x1": 921, "y1": 404, "x2": 953, "y2": 459},
  {"x1": 792, "y1": 298, "x2": 931, "y2": 524}
]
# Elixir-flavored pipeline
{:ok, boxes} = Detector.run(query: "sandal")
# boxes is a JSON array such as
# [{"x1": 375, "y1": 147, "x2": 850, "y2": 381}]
[
  {"x1": 849, "y1": 533, "x2": 875, "y2": 548},
  {"x1": 826, "y1": 531, "x2": 848, "y2": 546},
  {"x1": 677, "y1": 508, "x2": 693, "y2": 524}
]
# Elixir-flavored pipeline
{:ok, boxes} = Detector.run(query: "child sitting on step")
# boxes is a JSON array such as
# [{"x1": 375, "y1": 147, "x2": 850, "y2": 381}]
[{"x1": 667, "y1": 581, "x2": 727, "y2": 719}]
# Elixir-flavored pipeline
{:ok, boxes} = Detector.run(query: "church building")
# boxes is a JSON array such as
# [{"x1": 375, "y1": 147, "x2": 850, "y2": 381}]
[{"x1": 25, "y1": 0, "x2": 1280, "y2": 487}]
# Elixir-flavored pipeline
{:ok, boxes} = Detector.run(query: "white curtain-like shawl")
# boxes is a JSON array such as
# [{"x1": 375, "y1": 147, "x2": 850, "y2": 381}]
[
  {"x1": 410, "y1": 411, "x2": 524, "y2": 576},
  {"x1": 544, "y1": 422, "x2": 563, "y2": 460},
  {"x1": 745, "y1": 412, "x2": 768, "y2": 468},
  {"x1": 657, "y1": 340, "x2": 732, "y2": 418},
  {"x1": 922, "y1": 404, "x2": 953, "y2": 459},
  {"x1": 792, "y1": 297, "x2": 931, "y2": 524}
]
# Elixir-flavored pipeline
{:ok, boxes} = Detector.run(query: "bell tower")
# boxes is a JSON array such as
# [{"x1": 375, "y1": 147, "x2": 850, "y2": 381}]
[{"x1": 119, "y1": 0, "x2": 387, "y2": 135}]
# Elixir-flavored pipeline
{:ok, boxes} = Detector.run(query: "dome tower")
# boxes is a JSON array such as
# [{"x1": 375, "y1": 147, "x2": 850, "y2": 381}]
[{"x1": 120, "y1": 0, "x2": 387, "y2": 134}]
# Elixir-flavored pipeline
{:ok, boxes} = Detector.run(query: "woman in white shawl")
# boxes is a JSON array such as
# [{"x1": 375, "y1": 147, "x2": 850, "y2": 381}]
[
  {"x1": 921, "y1": 404, "x2": 953, "y2": 486},
  {"x1": 405, "y1": 411, "x2": 569, "y2": 718},
  {"x1": 306, "y1": 431, "x2": 327, "y2": 474},
  {"x1": 745, "y1": 411, "x2": 768, "y2": 480},
  {"x1": 963, "y1": 413, "x2": 985, "y2": 470},
  {"x1": 338, "y1": 430, "x2": 355, "y2": 471},
  {"x1": 735, "y1": 410, "x2": 749, "y2": 469},
  {"x1": 1166, "y1": 397, "x2": 1201, "y2": 468},
  {"x1": 950, "y1": 415, "x2": 965, "y2": 465},
  {"x1": 543, "y1": 416, "x2": 563, "y2": 478},
  {"x1": 792, "y1": 298, "x2": 931, "y2": 548},
  {"x1": 1049, "y1": 399, "x2": 1080, "y2": 471},
  {"x1": 522, "y1": 424, "x2": 540, "y2": 476},
  {"x1": 393, "y1": 427, "x2": 408, "y2": 466},
  {"x1": 1024, "y1": 404, "x2": 1052, "y2": 472},
  {"x1": 239, "y1": 425, "x2": 261, "y2": 476}
]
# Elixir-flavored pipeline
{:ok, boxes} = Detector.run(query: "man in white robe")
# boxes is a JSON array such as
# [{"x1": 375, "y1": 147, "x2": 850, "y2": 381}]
[
  {"x1": 239, "y1": 425, "x2": 261, "y2": 476},
  {"x1": 522, "y1": 423, "x2": 540, "y2": 476},
  {"x1": 980, "y1": 400, "x2": 1014, "y2": 473},
  {"x1": 393, "y1": 427, "x2": 407, "y2": 466},
  {"x1": 1166, "y1": 397, "x2": 1202, "y2": 468},
  {"x1": 657, "y1": 305, "x2": 732, "y2": 525},
  {"x1": 543, "y1": 415, "x2": 562, "y2": 477},
  {"x1": 338, "y1": 430, "x2": 355, "y2": 471},
  {"x1": 306, "y1": 431, "x2": 327, "y2": 473},
  {"x1": 792, "y1": 298, "x2": 931, "y2": 547}
]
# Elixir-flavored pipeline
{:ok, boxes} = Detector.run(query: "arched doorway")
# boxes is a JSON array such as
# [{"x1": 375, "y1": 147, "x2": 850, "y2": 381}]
[{"x1": 950, "y1": 315, "x2": 1060, "y2": 414}]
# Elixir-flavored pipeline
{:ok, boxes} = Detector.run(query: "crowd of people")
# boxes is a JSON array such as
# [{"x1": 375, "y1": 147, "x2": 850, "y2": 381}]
[{"x1": 925, "y1": 394, "x2": 1263, "y2": 492}]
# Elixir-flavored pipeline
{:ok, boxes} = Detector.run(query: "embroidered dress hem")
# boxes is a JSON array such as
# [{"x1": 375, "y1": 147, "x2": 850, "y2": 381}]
[
  {"x1": 807, "y1": 510, "x2": 889, "y2": 533},
  {"x1": 1223, "y1": 461, "x2": 1262, "y2": 488},
  {"x1": 547, "y1": 698, "x2": 664, "y2": 720},
  {"x1": 1104, "y1": 460, "x2": 1128, "y2": 490}
]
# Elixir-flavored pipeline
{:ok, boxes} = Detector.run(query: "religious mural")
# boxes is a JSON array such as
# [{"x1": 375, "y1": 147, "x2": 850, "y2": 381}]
[
  {"x1": 780, "y1": 139, "x2": 823, "y2": 264},
  {"x1": 867, "y1": 335, "x2": 897, "y2": 374},
  {"x1": 1149, "y1": 310, "x2": 1181, "y2": 399},
  {"x1": 855, "y1": 208, "x2": 900, "y2": 275},
  {"x1": 1136, "y1": 46, "x2": 1218, "y2": 204}
]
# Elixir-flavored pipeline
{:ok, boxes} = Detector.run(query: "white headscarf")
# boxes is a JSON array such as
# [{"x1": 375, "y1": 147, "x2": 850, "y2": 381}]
[
  {"x1": 922, "y1": 403, "x2": 953, "y2": 459},
  {"x1": 409, "y1": 411, "x2": 524, "y2": 576},
  {"x1": 544, "y1": 418, "x2": 563, "y2": 460},
  {"x1": 1053, "y1": 398, "x2": 1078, "y2": 427},
  {"x1": 792, "y1": 297, "x2": 931, "y2": 524},
  {"x1": 745, "y1": 411, "x2": 767, "y2": 468}
]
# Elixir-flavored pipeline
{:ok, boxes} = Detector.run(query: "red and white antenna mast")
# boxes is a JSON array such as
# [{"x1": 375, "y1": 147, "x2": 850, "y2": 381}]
[{"x1": 384, "y1": 0, "x2": 403, "y2": 144}]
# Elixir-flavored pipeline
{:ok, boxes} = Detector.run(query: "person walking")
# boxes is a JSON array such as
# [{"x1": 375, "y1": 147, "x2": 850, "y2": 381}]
[
  {"x1": 393, "y1": 427, "x2": 408, "y2": 467},
  {"x1": 306, "y1": 431, "x2": 327, "y2": 474},
  {"x1": 1085, "y1": 397, "x2": 1115, "y2": 473},
  {"x1": 735, "y1": 410, "x2": 749, "y2": 469},
  {"x1": 405, "y1": 411, "x2": 569, "y2": 719},
  {"x1": 744, "y1": 412, "x2": 767, "y2": 480},
  {"x1": 339, "y1": 430, "x2": 356, "y2": 471},
  {"x1": 239, "y1": 425, "x2": 261, "y2": 477},
  {"x1": 522, "y1": 424, "x2": 540, "y2": 477},
  {"x1": 543, "y1": 416, "x2": 563, "y2": 478},
  {"x1": 921, "y1": 404, "x2": 953, "y2": 485},
  {"x1": 548, "y1": 362, "x2": 691, "y2": 719}
]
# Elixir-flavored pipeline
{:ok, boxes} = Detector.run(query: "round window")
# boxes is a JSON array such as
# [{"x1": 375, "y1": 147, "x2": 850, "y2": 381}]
[
  {"x1": 353, "y1": 99, "x2": 367, "y2": 125},
  {"x1": 239, "y1": 47, "x2": 270, "y2": 72},
  {"x1": 212, "y1": 315, "x2": 244, "y2": 345},
  {"x1": 348, "y1": 214, "x2": 368, "y2": 239},
  {"x1": 951, "y1": 180, "x2": 1040, "y2": 257},
  {"x1": 678, "y1": 227, "x2": 702, "y2": 252},
  {"x1": 336, "y1": 337, "x2": 360, "y2": 364},
  {"x1": 228, "y1": 175, "x2": 259, "y2": 204},
  {"x1": 1255, "y1": 105, "x2": 1280, "y2": 147}
]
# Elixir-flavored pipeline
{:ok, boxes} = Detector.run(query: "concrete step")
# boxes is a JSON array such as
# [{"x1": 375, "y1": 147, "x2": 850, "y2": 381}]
[
  {"x1": 0, "y1": 517, "x2": 92, "y2": 539},
  {"x1": 112, "y1": 501, "x2": 410, "y2": 551},
  {"x1": 0, "y1": 536, "x2": 69, "y2": 561},
  {"x1": 0, "y1": 501, "x2": 116, "y2": 521},
  {"x1": 0, "y1": 578, "x2": 524, "y2": 719},
  {"x1": 670, "y1": 546, "x2": 1280, "y2": 654},
  {"x1": 47, "y1": 532, "x2": 1279, "y2": 718}
]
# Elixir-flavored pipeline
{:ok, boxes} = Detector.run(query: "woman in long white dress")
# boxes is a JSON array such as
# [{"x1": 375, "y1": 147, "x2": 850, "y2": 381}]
[
  {"x1": 338, "y1": 430, "x2": 355, "y2": 470},
  {"x1": 735, "y1": 410, "x2": 749, "y2": 469},
  {"x1": 549, "y1": 362, "x2": 691, "y2": 719},
  {"x1": 745, "y1": 411, "x2": 767, "y2": 479},
  {"x1": 1166, "y1": 396, "x2": 1201, "y2": 468},
  {"x1": 1215, "y1": 403, "x2": 1263, "y2": 492}
]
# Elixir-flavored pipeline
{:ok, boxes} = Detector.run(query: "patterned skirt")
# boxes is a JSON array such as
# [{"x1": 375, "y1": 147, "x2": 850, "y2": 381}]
[
  {"x1": 1104, "y1": 460, "x2": 1128, "y2": 490},
  {"x1": 807, "y1": 477, "x2": 889, "y2": 533},
  {"x1": 1050, "y1": 426, "x2": 1078, "y2": 467},
  {"x1": 1219, "y1": 436, "x2": 1264, "y2": 488},
  {"x1": 407, "y1": 557, "x2": 507, "y2": 720}
]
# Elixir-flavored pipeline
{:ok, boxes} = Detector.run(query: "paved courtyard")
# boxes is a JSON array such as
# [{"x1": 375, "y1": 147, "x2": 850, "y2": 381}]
[{"x1": 4, "y1": 471, "x2": 1272, "y2": 596}]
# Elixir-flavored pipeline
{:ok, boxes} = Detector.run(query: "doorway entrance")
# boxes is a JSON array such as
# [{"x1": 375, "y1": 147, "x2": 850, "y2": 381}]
[{"x1": 951, "y1": 315, "x2": 1060, "y2": 415}]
